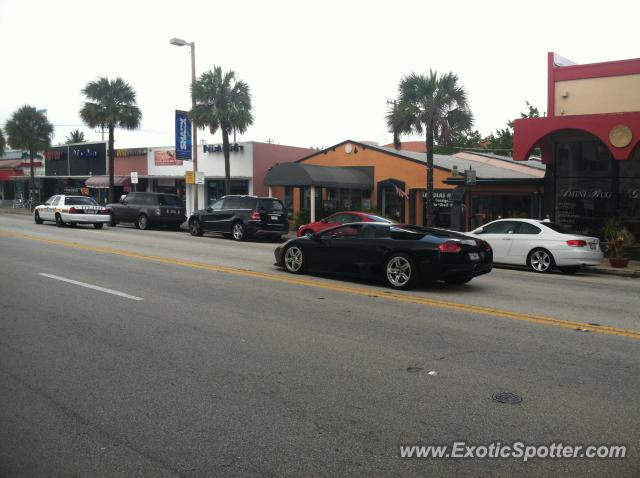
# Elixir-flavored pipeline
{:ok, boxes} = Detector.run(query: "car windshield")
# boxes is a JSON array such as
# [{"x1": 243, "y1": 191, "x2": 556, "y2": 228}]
[
  {"x1": 65, "y1": 197, "x2": 98, "y2": 206},
  {"x1": 543, "y1": 222, "x2": 572, "y2": 234},
  {"x1": 259, "y1": 199, "x2": 284, "y2": 211},
  {"x1": 365, "y1": 214, "x2": 393, "y2": 223},
  {"x1": 158, "y1": 195, "x2": 182, "y2": 206}
]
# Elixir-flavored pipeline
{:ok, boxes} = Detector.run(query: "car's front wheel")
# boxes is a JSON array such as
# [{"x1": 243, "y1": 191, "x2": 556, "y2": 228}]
[
  {"x1": 109, "y1": 213, "x2": 117, "y2": 227},
  {"x1": 189, "y1": 218, "x2": 204, "y2": 236},
  {"x1": 93, "y1": 223, "x2": 104, "y2": 229},
  {"x1": 232, "y1": 222, "x2": 246, "y2": 241},
  {"x1": 34, "y1": 211, "x2": 43, "y2": 224},
  {"x1": 283, "y1": 245, "x2": 306, "y2": 274},
  {"x1": 528, "y1": 248, "x2": 555, "y2": 273},
  {"x1": 384, "y1": 253, "x2": 417, "y2": 290}
]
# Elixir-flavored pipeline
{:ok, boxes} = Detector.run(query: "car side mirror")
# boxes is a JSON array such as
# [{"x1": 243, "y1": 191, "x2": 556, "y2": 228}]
[{"x1": 472, "y1": 227, "x2": 484, "y2": 234}]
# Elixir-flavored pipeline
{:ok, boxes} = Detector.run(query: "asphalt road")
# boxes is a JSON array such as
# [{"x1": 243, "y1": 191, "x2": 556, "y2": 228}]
[{"x1": 1, "y1": 214, "x2": 639, "y2": 477}]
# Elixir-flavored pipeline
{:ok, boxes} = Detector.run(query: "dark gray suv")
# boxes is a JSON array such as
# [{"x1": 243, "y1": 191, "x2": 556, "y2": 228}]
[
  {"x1": 188, "y1": 195, "x2": 288, "y2": 241},
  {"x1": 107, "y1": 192, "x2": 186, "y2": 230}
]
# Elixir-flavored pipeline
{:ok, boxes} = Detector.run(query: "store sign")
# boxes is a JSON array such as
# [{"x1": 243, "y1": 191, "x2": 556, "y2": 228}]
[
  {"x1": 116, "y1": 148, "x2": 147, "y2": 157},
  {"x1": 464, "y1": 169, "x2": 476, "y2": 185},
  {"x1": 72, "y1": 148, "x2": 99, "y2": 158},
  {"x1": 130, "y1": 172, "x2": 139, "y2": 184},
  {"x1": 44, "y1": 150, "x2": 63, "y2": 160},
  {"x1": 203, "y1": 143, "x2": 244, "y2": 153},
  {"x1": 154, "y1": 150, "x2": 183, "y2": 166},
  {"x1": 559, "y1": 188, "x2": 613, "y2": 199},
  {"x1": 175, "y1": 110, "x2": 192, "y2": 160}
]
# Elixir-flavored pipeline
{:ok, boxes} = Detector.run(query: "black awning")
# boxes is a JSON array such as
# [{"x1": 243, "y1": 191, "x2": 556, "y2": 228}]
[{"x1": 265, "y1": 163, "x2": 374, "y2": 189}]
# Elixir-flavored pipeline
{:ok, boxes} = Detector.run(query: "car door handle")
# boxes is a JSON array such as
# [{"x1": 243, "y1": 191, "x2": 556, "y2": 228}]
[{"x1": 502, "y1": 237, "x2": 512, "y2": 240}]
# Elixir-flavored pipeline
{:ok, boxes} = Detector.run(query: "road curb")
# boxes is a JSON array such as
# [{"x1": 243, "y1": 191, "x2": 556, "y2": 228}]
[{"x1": 494, "y1": 264, "x2": 640, "y2": 279}]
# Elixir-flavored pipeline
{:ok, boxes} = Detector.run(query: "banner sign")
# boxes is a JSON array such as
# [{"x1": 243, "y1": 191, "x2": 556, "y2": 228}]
[
  {"x1": 175, "y1": 110, "x2": 192, "y2": 160},
  {"x1": 154, "y1": 150, "x2": 183, "y2": 166}
]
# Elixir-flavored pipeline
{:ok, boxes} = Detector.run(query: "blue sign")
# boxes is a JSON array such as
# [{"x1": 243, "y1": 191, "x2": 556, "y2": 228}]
[{"x1": 175, "y1": 110, "x2": 192, "y2": 160}]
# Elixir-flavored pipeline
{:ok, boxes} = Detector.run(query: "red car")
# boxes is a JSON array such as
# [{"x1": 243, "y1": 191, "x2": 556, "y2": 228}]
[{"x1": 297, "y1": 211, "x2": 394, "y2": 237}]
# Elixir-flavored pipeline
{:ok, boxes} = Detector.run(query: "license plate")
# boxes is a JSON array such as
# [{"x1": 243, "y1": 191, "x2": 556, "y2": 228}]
[
  {"x1": 270, "y1": 215, "x2": 279, "y2": 221},
  {"x1": 468, "y1": 252, "x2": 480, "y2": 262}
]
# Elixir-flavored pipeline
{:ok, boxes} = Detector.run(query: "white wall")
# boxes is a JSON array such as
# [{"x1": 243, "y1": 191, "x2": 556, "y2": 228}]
[{"x1": 198, "y1": 142, "x2": 253, "y2": 178}]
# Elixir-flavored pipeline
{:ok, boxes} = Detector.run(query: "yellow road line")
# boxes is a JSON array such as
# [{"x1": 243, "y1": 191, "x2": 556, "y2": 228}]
[{"x1": 2, "y1": 230, "x2": 639, "y2": 341}]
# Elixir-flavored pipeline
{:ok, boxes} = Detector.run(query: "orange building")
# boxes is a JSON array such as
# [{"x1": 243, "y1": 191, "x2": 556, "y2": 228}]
[{"x1": 265, "y1": 140, "x2": 544, "y2": 229}]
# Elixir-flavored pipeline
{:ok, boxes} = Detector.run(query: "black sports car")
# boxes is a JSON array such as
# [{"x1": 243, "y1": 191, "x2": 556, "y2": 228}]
[{"x1": 274, "y1": 222, "x2": 492, "y2": 290}]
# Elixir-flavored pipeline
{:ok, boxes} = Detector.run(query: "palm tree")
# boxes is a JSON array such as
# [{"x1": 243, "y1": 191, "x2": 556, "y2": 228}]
[
  {"x1": 65, "y1": 129, "x2": 86, "y2": 144},
  {"x1": 387, "y1": 70, "x2": 471, "y2": 226},
  {"x1": 5, "y1": 105, "x2": 54, "y2": 208},
  {"x1": 80, "y1": 77, "x2": 142, "y2": 203},
  {"x1": 190, "y1": 66, "x2": 253, "y2": 195}
]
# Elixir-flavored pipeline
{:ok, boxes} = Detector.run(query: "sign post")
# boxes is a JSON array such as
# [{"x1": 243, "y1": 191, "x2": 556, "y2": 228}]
[
  {"x1": 195, "y1": 171, "x2": 205, "y2": 185},
  {"x1": 185, "y1": 170, "x2": 195, "y2": 184},
  {"x1": 464, "y1": 169, "x2": 477, "y2": 186},
  {"x1": 130, "y1": 172, "x2": 138, "y2": 192}
]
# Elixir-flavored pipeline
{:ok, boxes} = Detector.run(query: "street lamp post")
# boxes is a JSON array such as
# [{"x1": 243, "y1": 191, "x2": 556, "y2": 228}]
[{"x1": 170, "y1": 37, "x2": 199, "y2": 212}]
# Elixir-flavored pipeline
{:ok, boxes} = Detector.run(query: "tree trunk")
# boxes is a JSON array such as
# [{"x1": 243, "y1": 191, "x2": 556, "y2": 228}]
[
  {"x1": 425, "y1": 126, "x2": 434, "y2": 226},
  {"x1": 29, "y1": 149, "x2": 35, "y2": 211},
  {"x1": 222, "y1": 129, "x2": 231, "y2": 196},
  {"x1": 108, "y1": 125, "x2": 115, "y2": 204}
]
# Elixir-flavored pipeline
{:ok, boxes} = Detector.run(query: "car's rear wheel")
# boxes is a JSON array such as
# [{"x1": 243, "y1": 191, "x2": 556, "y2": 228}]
[
  {"x1": 232, "y1": 222, "x2": 246, "y2": 241},
  {"x1": 559, "y1": 266, "x2": 580, "y2": 274},
  {"x1": 137, "y1": 214, "x2": 149, "y2": 230},
  {"x1": 55, "y1": 213, "x2": 65, "y2": 227},
  {"x1": 34, "y1": 211, "x2": 43, "y2": 224},
  {"x1": 384, "y1": 253, "x2": 417, "y2": 290},
  {"x1": 189, "y1": 218, "x2": 204, "y2": 236},
  {"x1": 93, "y1": 223, "x2": 104, "y2": 229},
  {"x1": 283, "y1": 245, "x2": 306, "y2": 274},
  {"x1": 528, "y1": 248, "x2": 555, "y2": 273}
]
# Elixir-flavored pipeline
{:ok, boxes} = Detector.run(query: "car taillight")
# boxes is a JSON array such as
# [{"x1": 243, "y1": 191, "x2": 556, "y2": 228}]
[
  {"x1": 250, "y1": 211, "x2": 261, "y2": 220},
  {"x1": 482, "y1": 241, "x2": 492, "y2": 252},
  {"x1": 69, "y1": 207, "x2": 78, "y2": 213},
  {"x1": 566, "y1": 240, "x2": 587, "y2": 247},
  {"x1": 439, "y1": 241, "x2": 461, "y2": 253}
]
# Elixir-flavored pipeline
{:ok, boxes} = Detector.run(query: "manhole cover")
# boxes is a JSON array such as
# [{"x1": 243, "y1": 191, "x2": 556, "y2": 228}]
[
  {"x1": 492, "y1": 392, "x2": 522, "y2": 404},
  {"x1": 406, "y1": 367, "x2": 423, "y2": 373}
]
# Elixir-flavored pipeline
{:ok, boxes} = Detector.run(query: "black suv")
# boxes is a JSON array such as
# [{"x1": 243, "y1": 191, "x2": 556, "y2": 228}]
[
  {"x1": 107, "y1": 192, "x2": 186, "y2": 230},
  {"x1": 188, "y1": 195, "x2": 288, "y2": 241}
]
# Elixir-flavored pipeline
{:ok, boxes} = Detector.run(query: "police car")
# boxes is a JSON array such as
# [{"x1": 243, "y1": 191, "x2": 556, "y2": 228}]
[{"x1": 34, "y1": 195, "x2": 110, "y2": 228}]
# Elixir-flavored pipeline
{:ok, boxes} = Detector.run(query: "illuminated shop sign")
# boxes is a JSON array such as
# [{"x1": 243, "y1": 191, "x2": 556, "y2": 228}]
[{"x1": 72, "y1": 148, "x2": 99, "y2": 158}]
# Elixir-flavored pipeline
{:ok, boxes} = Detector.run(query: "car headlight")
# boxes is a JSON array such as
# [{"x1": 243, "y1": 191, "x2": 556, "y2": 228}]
[{"x1": 155, "y1": 208, "x2": 161, "y2": 215}]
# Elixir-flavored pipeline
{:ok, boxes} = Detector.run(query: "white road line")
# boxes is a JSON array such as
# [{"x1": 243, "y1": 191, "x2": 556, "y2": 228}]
[{"x1": 38, "y1": 273, "x2": 144, "y2": 301}]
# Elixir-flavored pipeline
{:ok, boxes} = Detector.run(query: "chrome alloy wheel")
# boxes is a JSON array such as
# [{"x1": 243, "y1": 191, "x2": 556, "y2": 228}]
[
  {"x1": 232, "y1": 222, "x2": 244, "y2": 240},
  {"x1": 386, "y1": 256, "x2": 412, "y2": 287},
  {"x1": 530, "y1": 250, "x2": 552, "y2": 272},
  {"x1": 284, "y1": 246, "x2": 304, "y2": 272}
]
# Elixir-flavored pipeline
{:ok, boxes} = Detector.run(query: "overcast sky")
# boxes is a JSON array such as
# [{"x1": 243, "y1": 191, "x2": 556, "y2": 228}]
[{"x1": 1, "y1": 0, "x2": 638, "y2": 150}]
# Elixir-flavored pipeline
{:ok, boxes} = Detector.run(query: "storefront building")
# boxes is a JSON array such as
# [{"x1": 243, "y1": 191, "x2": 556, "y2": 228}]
[
  {"x1": 265, "y1": 140, "x2": 544, "y2": 228},
  {"x1": 514, "y1": 53, "x2": 640, "y2": 255},
  {"x1": 148, "y1": 141, "x2": 312, "y2": 214}
]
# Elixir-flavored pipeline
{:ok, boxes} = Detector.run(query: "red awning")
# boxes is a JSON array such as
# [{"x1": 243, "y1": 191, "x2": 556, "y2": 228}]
[
  {"x1": 85, "y1": 175, "x2": 131, "y2": 188},
  {"x1": 513, "y1": 111, "x2": 640, "y2": 162}
]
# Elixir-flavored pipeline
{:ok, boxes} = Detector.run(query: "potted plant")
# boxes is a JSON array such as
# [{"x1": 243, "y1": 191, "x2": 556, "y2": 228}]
[{"x1": 603, "y1": 218, "x2": 634, "y2": 268}]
